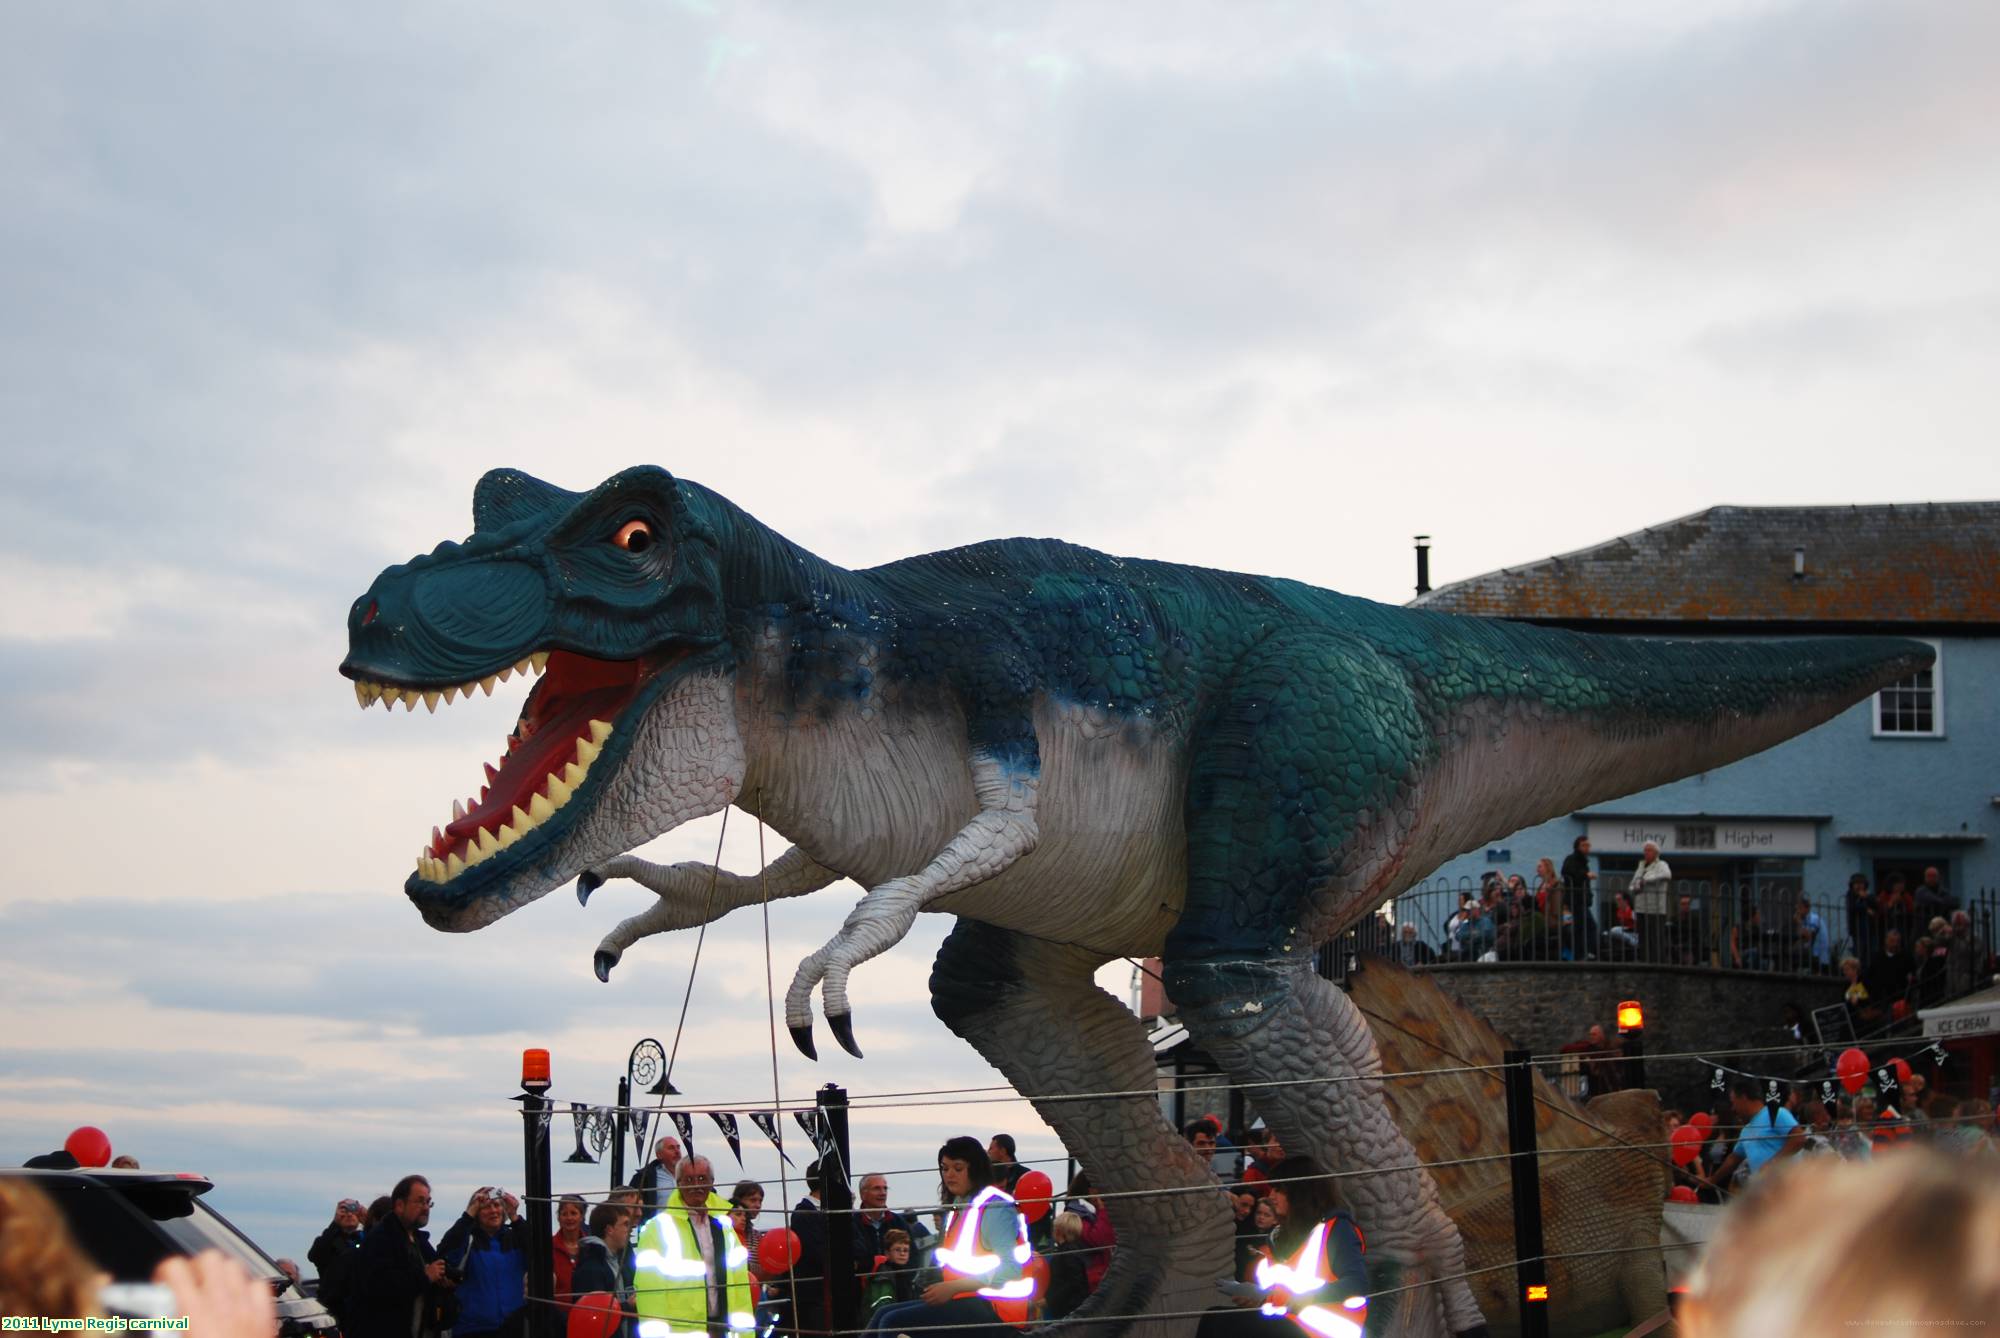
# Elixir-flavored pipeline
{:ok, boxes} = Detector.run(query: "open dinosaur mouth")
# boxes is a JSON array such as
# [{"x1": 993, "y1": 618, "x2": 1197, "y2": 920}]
[{"x1": 350, "y1": 650, "x2": 654, "y2": 884}]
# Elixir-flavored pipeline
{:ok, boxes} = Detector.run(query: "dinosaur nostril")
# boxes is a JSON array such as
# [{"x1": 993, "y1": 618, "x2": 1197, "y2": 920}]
[{"x1": 361, "y1": 599, "x2": 378, "y2": 627}]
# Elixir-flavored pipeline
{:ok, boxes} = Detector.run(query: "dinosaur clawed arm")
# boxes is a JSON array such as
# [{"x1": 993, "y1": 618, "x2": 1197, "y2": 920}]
[
  {"x1": 582, "y1": 846, "x2": 838, "y2": 981},
  {"x1": 785, "y1": 756, "x2": 1040, "y2": 1060}
]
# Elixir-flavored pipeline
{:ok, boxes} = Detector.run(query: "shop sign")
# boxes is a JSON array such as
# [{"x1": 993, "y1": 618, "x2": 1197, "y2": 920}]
[{"x1": 1585, "y1": 817, "x2": 1819, "y2": 858}]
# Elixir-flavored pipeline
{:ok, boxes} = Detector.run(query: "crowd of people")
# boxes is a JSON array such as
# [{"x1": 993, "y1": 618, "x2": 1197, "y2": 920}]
[
  {"x1": 293, "y1": 1129, "x2": 1119, "y2": 1338},
  {"x1": 1358, "y1": 845, "x2": 1994, "y2": 1003},
  {"x1": 282, "y1": 1117, "x2": 1366, "y2": 1338}
]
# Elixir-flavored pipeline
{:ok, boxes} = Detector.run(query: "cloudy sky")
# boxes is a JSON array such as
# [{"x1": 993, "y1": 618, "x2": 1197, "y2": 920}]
[{"x1": 3, "y1": 0, "x2": 1998, "y2": 1266}]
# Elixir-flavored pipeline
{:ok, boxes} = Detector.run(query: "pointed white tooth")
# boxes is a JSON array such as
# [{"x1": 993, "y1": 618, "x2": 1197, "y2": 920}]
[
  {"x1": 402, "y1": 694, "x2": 418, "y2": 712},
  {"x1": 531, "y1": 651, "x2": 549, "y2": 674},
  {"x1": 452, "y1": 798, "x2": 466, "y2": 822},
  {"x1": 443, "y1": 685, "x2": 459, "y2": 705},
  {"x1": 497, "y1": 821, "x2": 519, "y2": 850},
  {"x1": 563, "y1": 761, "x2": 587, "y2": 788},
  {"x1": 422, "y1": 689, "x2": 440, "y2": 712},
  {"x1": 511, "y1": 804, "x2": 532, "y2": 832},
  {"x1": 480, "y1": 675, "x2": 497, "y2": 696},
  {"x1": 356, "y1": 682, "x2": 370, "y2": 708},
  {"x1": 515, "y1": 658, "x2": 530, "y2": 676},
  {"x1": 445, "y1": 852, "x2": 466, "y2": 879},
  {"x1": 528, "y1": 792, "x2": 555, "y2": 823},
  {"x1": 381, "y1": 686, "x2": 401, "y2": 705},
  {"x1": 497, "y1": 665, "x2": 513, "y2": 684},
  {"x1": 575, "y1": 737, "x2": 601, "y2": 766},
  {"x1": 547, "y1": 775, "x2": 572, "y2": 808},
  {"x1": 474, "y1": 828, "x2": 499, "y2": 858},
  {"x1": 588, "y1": 719, "x2": 613, "y2": 743}
]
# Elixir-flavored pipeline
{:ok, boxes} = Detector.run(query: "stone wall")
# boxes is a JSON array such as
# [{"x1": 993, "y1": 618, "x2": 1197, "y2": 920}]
[{"x1": 1419, "y1": 961, "x2": 1847, "y2": 1112}]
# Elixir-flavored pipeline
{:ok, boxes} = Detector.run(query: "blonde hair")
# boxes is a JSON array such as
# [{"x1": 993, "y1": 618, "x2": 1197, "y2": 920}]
[
  {"x1": 0, "y1": 1180, "x2": 103, "y2": 1320},
  {"x1": 1051, "y1": 1211, "x2": 1082, "y2": 1245},
  {"x1": 1681, "y1": 1151, "x2": 2000, "y2": 1337}
]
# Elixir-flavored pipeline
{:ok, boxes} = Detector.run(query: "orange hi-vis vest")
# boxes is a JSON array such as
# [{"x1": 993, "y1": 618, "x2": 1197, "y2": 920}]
[
  {"x1": 932, "y1": 1185, "x2": 1038, "y2": 1328},
  {"x1": 1253, "y1": 1219, "x2": 1369, "y2": 1338}
]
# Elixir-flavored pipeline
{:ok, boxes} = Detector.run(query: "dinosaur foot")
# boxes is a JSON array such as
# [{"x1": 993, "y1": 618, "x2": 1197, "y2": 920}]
[
  {"x1": 593, "y1": 949, "x2": 618, "y2": 982},
  {"x1": 789, "y1": 1022, "x2": 818, "y2": 1061},
  {"x1": 828, "y1": 1012, "x2": 863, "y2": 1058},
  {"x1": 576, "y1": 870, "x2": 603, "y2": 906}
]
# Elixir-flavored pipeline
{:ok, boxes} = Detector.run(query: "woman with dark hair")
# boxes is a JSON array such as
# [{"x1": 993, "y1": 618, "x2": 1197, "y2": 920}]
[
  {"x1": 1198, "y1": 1157, "x2": 1368, "y2": 1338},
  {"x1": 863, "y1": 1136, "x2": 1035, "y2": 1336}
]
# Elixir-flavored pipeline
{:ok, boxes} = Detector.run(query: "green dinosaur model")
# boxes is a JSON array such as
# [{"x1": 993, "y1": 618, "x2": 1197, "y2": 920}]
[{"x1": 341, "y1": 466, "x2": 1927, "y2": 1337}]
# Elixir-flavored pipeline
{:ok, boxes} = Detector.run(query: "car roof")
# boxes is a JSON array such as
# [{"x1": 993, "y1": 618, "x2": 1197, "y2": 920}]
[{"x1": 5, "y1": 1167, "x2": 214, "y2": 1195}]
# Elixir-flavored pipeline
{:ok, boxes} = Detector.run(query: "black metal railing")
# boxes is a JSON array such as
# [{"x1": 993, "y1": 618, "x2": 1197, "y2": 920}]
[{"x1": 1323, "y1": 877, "x2": 1998, "y2": 1002}]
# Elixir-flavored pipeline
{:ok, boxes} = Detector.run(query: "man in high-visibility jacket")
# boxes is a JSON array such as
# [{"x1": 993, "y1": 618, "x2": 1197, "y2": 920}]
[{"x1": 634, "y1": 1156, "x2": 755, "y2": 1338}]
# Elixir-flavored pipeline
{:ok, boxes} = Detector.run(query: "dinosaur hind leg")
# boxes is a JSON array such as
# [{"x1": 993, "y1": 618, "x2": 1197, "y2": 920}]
[
  {"x1": 930, "y1": 918, "x2": 1231, "y2": 1338},
  {"x1": 1169, "y1": 957, "x2": 1485, "y2": 1336}
]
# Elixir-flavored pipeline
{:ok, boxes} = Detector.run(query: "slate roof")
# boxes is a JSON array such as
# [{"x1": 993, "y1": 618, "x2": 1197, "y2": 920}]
[{"x1": 1411, "y1": 502, "x2": 2000, "y2": 627}]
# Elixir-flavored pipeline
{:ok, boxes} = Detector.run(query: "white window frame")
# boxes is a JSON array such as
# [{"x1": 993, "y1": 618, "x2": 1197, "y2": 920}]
[{"x1": 1872, "y1": 639, "x2": 1944, "y2": 739}]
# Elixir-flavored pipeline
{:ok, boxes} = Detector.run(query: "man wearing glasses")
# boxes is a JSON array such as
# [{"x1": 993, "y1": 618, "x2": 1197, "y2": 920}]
[
  {"x1": 635, "y1": 1158, "x2": 755, "y2": 1338},
  {"x1": 349, "y1": 1174, "x2": 455, "y2": 1338}
]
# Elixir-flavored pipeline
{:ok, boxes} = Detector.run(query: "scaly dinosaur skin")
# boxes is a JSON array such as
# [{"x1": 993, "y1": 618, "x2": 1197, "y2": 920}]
[{"x1": 342, "y1": 466, "x2": 1930, "y2": 1337}]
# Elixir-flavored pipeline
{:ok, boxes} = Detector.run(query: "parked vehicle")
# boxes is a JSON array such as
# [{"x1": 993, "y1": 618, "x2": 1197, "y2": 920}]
[{"x1": 4, "y1": 1166, "x2": 337, "y2": 1336}]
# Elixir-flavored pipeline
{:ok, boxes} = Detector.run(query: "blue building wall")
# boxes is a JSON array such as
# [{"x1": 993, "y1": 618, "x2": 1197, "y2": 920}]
[{"x1": 1415, "y1": 634, "x2": 1998, "y2": 945}]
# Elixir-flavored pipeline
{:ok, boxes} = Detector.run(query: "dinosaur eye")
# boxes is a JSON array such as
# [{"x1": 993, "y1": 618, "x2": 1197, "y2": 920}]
[{"x1": 613, "y1": 519, "x2": 655, "y2": 553}]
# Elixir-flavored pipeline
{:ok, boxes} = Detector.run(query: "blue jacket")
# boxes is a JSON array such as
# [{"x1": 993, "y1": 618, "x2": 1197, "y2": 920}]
[{"x1": 435, "y1": 1214, "x2": 527, "y2": 1336}]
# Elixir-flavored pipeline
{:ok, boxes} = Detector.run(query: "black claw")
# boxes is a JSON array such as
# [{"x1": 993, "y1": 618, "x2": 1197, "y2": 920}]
[
  {"x1": 593, "y1": 950, "x2": 617, "y2": 983},
  {"x1": 576, "y1": 870, "x2": 603, "y2": 906},
  {"x1": 828, "y1": 1012, "x2": 863, "y2": 1059},
  {"x1": 789, "y1": 1023, "x2": 819, "y2": 1061}
]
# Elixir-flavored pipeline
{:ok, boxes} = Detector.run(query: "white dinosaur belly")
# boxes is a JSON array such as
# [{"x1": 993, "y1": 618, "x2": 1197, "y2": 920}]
[{"x1": 744, "y1": 687, "x2": 1187, "y2": 958}]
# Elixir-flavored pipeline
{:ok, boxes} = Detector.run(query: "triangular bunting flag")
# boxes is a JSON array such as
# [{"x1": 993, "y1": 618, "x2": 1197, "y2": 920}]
[
  {"x1": 794, "y1": 1109, "x2": 831, "y2": 1159},
  {"x1": 709, "y1": 1112, "x2": 743, "y2": 1167},
  {"x1": 669, "y1": 1110, "x2": 696, "y2": 1160},
  {"x1": 750, "y1": 1111, "x2": 795, "y2": 1167},
  {"x1": 632, "y1": 1109, "x2": 654, "y2": 1166}
]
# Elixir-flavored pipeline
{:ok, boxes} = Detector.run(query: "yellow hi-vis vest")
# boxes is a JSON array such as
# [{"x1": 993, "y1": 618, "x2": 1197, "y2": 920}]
[
  {"x1": 633, "y1": 1189, "x2": 754, "y2": 1338},
  {"x1": 932, "y1": 1185, "x2": 1037, "y2": 1327},
  {"x1": 1253, "y1": 1219, "x2": 1369, "y2": 1338}
]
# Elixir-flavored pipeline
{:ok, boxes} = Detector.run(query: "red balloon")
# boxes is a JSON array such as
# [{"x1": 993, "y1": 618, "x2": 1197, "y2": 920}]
[
  {"x1": 758, "y1": 1228, "x2": 802, "y2": 1275},
  {"x1": 1837, "y1": 1047, "x2": 1869, "y2": 1094},
  {"x1": 1891, "y1": 1058, "x2": 1913, "y2": 1088},
  {"x1": 1014, "y1": 1170, "x2": 1054, "y2": 1224},
  {"x1": 1669, "y1": 1123, "x2": 1701, "y2": 1167},
  {"x1": 65, "y1": 1126, "x2": 112, "y2": 1168},
  {"x1": 1667, "y1": 1186, "x2": 1699, "y2": 1204},
  {"x1": 568, "y1": 1292, "x2": 621, "y2": 1338}
]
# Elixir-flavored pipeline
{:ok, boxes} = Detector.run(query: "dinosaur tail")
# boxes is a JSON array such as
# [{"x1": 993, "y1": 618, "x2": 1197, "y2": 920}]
[{"x1": 1409, "y1": 623, "x2": 1932, "y2": 861}]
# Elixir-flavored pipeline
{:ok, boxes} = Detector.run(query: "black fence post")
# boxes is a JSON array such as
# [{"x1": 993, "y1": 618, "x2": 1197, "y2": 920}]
[
  {"x1": 611, "y1": 1074, "x2": 630, "y2": 1193},
  {"x1": 819, "y1": 1084, "x2": 858, "y2": 1334},
  {"x1": 521, "y1": 1087, "x2": 556, "y2": 1338},
  {"x1": 1503, "y1": 1048, "x2": 1550, "y2": 1338}
]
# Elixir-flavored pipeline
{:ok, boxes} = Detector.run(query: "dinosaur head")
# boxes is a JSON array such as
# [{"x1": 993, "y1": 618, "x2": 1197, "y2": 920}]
[{"x1": 341, "y1": 466, "x2": 745, "y2": 931}]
